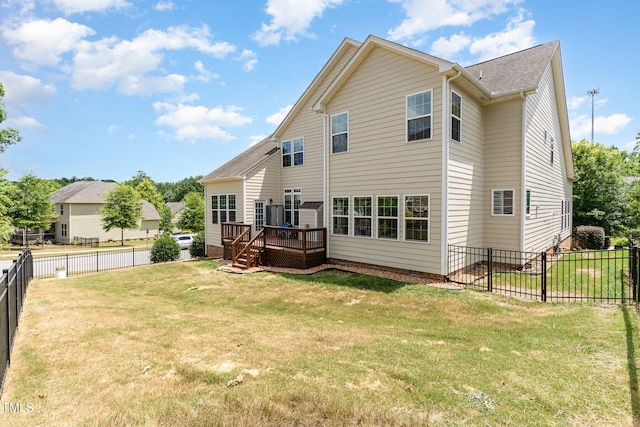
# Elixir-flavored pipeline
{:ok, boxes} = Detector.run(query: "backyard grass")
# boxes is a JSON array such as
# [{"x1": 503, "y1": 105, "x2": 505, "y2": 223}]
[{"x1": 1, "y1": 260, "x2": 639, "y2": 426}]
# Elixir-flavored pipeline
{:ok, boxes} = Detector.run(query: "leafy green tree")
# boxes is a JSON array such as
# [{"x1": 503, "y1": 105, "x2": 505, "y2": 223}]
[
  {"x1": 572, "y1": 140, "x2": 627, "y2": 235},
  {"x1": 135, "y1": 179, "x2": 173, "y2": 234},
  {"x1": 177, "y1": 192, "x2": 204, "y2": 233},
  {"x1": 126, "y1": 170, "x2": 153, "y2": 188},
  {"x1": 150, "y1": 233, "x2": 181, "y2": 263},
  {"x1": 0, "y1": 82, "x2": 22, "y2": 153},
  {"x1": 0, "y1": 172, "x2": 16, "y2": 245},
  {"x1": 101, "y1": 184, "x2": 142, "y2": 245},
  {"x1": 7, "y1": 174, "x2": 57, "y2": 244},
  {"x1": 156, "y1": 176, "x2": 203, "y2": 202}
]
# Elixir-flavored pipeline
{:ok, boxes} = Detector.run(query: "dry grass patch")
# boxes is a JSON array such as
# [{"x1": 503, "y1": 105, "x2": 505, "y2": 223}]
[{"x1": 1, "y1": 260, "x2": 638, "y2": 426}]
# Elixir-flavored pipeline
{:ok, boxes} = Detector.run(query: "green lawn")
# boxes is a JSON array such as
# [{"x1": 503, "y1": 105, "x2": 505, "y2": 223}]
[{"x1": 2, "y1": 260, "x2": 639, "y2": 426}]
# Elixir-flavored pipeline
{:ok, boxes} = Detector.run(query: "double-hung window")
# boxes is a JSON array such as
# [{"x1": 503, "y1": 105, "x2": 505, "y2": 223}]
[
  {"x1": 282, "y1": 138, "x2": 304, "y2": 167},
  {"x1": 407, "y1": 90, "x2": 432, "y2": 142},
  {"x1": 211, "y1": 194, "x2": 236, "y2": 224},
  {"x1": 377, "y1": 196, "x2": 398, "y2": 239},
  {"x1": 405, "y1": 195, "x2": 429, "y2": 242},
  {"x1": 353, "y1": 196, "x2": 372, "y2": 237},
  {"x1": 332, "y1": 197, "x2": 349, "y2": 235},
  {"x1": 451, "y1": 90, "x2": 461, "y2": 142},
  {"x1": 331, "y1": 112, "x2": 348, "y2": 153},
  {"x1": 284, "y1": 188, "x2": 301, "y2": 226},
  {"x1": 492, "y1": 190, "x2": 514, "y2": 216}
]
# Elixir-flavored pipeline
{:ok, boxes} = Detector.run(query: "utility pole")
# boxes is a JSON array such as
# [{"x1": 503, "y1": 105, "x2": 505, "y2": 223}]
[{"x1": 587, "y1": 88, "x2": 599, "y2": 143}]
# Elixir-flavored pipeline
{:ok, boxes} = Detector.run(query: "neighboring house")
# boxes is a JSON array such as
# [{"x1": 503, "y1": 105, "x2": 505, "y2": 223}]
[
  {"x1": 167, "y1": 202, "x2": 185, "y2": 232},
  {"x1": 200, "y1": 35, "x2": 576, "y2": 277},
  {"x1": 50, "y1": 181, "x2": 160, "y2": 244}
]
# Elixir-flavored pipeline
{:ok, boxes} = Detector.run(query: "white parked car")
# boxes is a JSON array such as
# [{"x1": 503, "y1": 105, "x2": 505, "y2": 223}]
[{"x1": 173, "y1": 234, "x2": 195, "y2": 249}]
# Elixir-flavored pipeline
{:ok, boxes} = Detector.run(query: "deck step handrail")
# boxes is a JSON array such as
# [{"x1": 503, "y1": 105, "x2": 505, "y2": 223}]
[
  {"x1": 231, "y1": 227, "x2": 252, "y2": 263},
  {"x1": 234, "y1": 228, "x2": 265, "y2": 268}
]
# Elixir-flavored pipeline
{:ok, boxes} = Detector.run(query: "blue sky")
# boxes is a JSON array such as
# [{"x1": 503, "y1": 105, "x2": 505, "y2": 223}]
[{"x1": 0, "y1": 0, "x2": 637, "y2": 183}]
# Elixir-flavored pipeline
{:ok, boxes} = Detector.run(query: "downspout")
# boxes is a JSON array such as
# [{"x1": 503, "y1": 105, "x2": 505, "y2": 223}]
[
  {"x1": 441, "y1": 70, "x2": 461, "y2": 276},
  {"x1": 316, "y1": 105, "x2": 330, "y2": 255},
  {"x1": 519, "y1": 91, "x2": 527, "y2": 252},
  {"x1": 243, "y1": 177, "x2": 247, "y2": 228}
]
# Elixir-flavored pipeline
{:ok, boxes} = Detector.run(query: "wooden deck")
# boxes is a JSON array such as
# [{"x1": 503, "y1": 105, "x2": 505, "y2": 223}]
[{"x1": 221, "y1": 223, "x2": 327, "y2": 269}]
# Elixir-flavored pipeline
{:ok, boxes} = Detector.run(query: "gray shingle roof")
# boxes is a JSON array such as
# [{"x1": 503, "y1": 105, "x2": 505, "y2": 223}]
[
  {"x1": 166, "y1": 202, "x2": 184, "y2": 215},
  {"x1": 200, "y1": 137, "x2": 279, "y2": 183},
  {"x1": 465, "y1": 41, "x2": 559, "y2": 96},
  {"x1": 50, "y1": 181, "x2": 160, "y2": 221}
]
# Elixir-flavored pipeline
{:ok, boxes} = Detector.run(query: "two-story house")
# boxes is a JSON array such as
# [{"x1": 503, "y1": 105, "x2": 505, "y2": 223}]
[{"x1": 200, "y1": 35, "x2": 576, "y2": 278}]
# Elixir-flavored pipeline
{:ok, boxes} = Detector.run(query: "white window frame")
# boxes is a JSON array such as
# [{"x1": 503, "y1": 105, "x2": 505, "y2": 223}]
[
  {"x1": 406, "y1": 89, "x2": 433, "y2": 143},
  {"x1": 492, "y1": 189, "x2": 515, "y2": 216},
  {"x1": 331, "y1": 112, "x2": 349, "y2": 154},
  {"x1": 282, "y1": 137, "x2": 304, "y2": 167},
  {"x1": 284, "y1": 188, "x2": 302, "y2": 226},
  {"x1": 332, "y1": 196, "x2": 349, "y2": 236},
  {"x1": 377, "y1": 195, "x2": 399, "y2": 240},
  {"x1": 404, "y1": 194, "x2": 430, "y2": 243},
  {"x1": 353, "y1": 196, "x2": 373, "y2": 238},
  {"x1": 212, "y1": 194, "x2": 237, "y2": 224},
  {"x1": 451, "y1": 90, "x2": 461, "y2": 143}
]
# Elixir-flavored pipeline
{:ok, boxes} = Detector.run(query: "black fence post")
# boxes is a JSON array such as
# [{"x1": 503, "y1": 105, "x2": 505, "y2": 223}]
[
  {"x1": 632, "y1": 245, "x2": 639, "y2": 303},
  {"x1": 96, "y1": 251, "x2": 99, "y2": 273},
  {"x1": 487, "y1": 247, "x2": 492, "y2": 293},
  {"x1": 3, "y1": 269, "x2": 9, "y2": 364},
  {"x1": 132, "y1": 248, "x2": 135, "y2": 268},
  {"x1": 541, "y1": 252, "x2": 547, "y2": 302}
]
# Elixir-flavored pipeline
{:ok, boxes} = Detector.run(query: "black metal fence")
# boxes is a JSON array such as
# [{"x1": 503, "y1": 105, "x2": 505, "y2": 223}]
[
  {"x1": 33, "y1": 247, "x2": 191, "y2": 279},
  {"x1": 73, "y1": 236, "x2": 99, "y2": 247},
  {"x1": 0, "y1": 249, "x2": 33, "y2": 394},
  {"x1": 447, "y1": 245, "x2": 639, "y2": 304}
]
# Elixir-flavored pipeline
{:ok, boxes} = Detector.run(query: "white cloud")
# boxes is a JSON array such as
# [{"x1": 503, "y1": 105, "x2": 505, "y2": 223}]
[
  {"x1": 388, "y1": 0, "x2": 521, "y2": 43},
  {"x1": 71, "y1": 25, "x2": 235, "y2": 92},
  {"x1": 468, "y1": 12, "x2": 536, "y2": 61},
  {"x1": 50, "y1": 0, "x2": 130, "y2": 15},
  {"x1": 8, "y1": 116, "x2": 48, "y2": 133},
  {"x1": 570, "y1": 113, "x2": 632, "y2": 141},
  {"x1": 194, "y1": 61, "x2": 219, "y2": 82},
  {"x1": 153, "y1": 1, "x2": 175, "y2": 11},
  {"x1": 153, "y1": 102, "x2": 253, "y2": 142},
  {"x1": 568, "y1": 95, "x2": 586, "y2": 111},
  {"x1": 252, "y1": 0, "x2": 344, "y2": 46},
  {"x1": 266, "y1": 104, "x2": 292, "y2": 126},
  {"x1": 430, "y1": 33, "x2": 471, "y2": 57},
  {"x1": 2, "y1": 18, "x2": 95, "y2": 68},
  {"x1": 238, "y1": 49, "x2": 258, "y2": 72},
  {"x1": 0, "y1": 70, "x2": 56, "y2": 109},
  {"x1": 107, "y1": 124, "x2": 121, "y2": 134}
]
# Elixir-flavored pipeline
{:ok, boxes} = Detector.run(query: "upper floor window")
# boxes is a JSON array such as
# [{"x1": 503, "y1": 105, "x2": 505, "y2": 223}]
[
  {"x1": 282, "y1": 138, "x2": 304, "y2": 167},
  {"x1": 405, "y1": 195, "x2": 429, "y2": 242},
  {"x1": 451, "y1": 91, "x2": 461, "y2": 142},
  {"x1": 60, "y1": 204, "x2": 64, "y2": 215},
  {"x1": 407, "y1": 90, "x2": 432, "y2": 142},
  {"x1": 332, "y1": 197, "x2": 349, "y2": 235},
  {"x1": 331, "y1": 112, "x2": 349, "y2": 153},
  {"x1": 492, "y1": 189, "x2": 514, "y2": 216}
]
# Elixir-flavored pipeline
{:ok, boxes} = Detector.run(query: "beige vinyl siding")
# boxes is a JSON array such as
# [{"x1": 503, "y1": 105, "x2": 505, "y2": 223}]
[
  {"x1": 278, "y1": 44, "x2": 359, "y2": 204},
  {"x1": 55, "y1": 203, "x2": 70, "y2": 243},
  {"x1": 448, "y1": 83, "x2": 485, "y2": 247},
  {"x1": 204, "y1": 180, "x2": 244, "y2": 249},
  {"x1": 325, "y1": 45, "x2": 443, "y2": 273},
  {"x1": 245, "y1": 154, "x2": 281, "y2": 224},
  {"x1": 483, "y1": 99, "x2": 523, "y2": 250},
  {"x1": 523, "y1": 64, "x2": 573, "y2": 251},
  {"x1": 67, "y1": 204, "x2": 159, "y2": 242}
]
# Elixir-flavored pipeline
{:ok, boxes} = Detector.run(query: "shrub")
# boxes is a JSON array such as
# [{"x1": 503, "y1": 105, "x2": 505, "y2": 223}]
[
  {"x1": 574, "y1": 225, "x2": 606, "y2": 249},
  {"x1": 150, "y1": 234, "x2": 181, "y2": 263},
  {"x1": 189, "y1": 232, "x2": 205, "y2": 258},
  {"x1": 614, "y1": 237, "x2": 630, "y2": 248}
]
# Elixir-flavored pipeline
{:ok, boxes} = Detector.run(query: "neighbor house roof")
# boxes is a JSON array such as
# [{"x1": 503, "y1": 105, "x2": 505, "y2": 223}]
[
  {"x1": 51, "y1": 180, "x2": 161, "y2": 221},
  {"x1": 166, "y1": 202, "x2": 184, "y2": 216},
  {"x1": 465, "y1": 40, "x2": 560, "y2": 97},
  {"x1": 199, "y1": 137, "x2": 279, "y2": 183}
]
